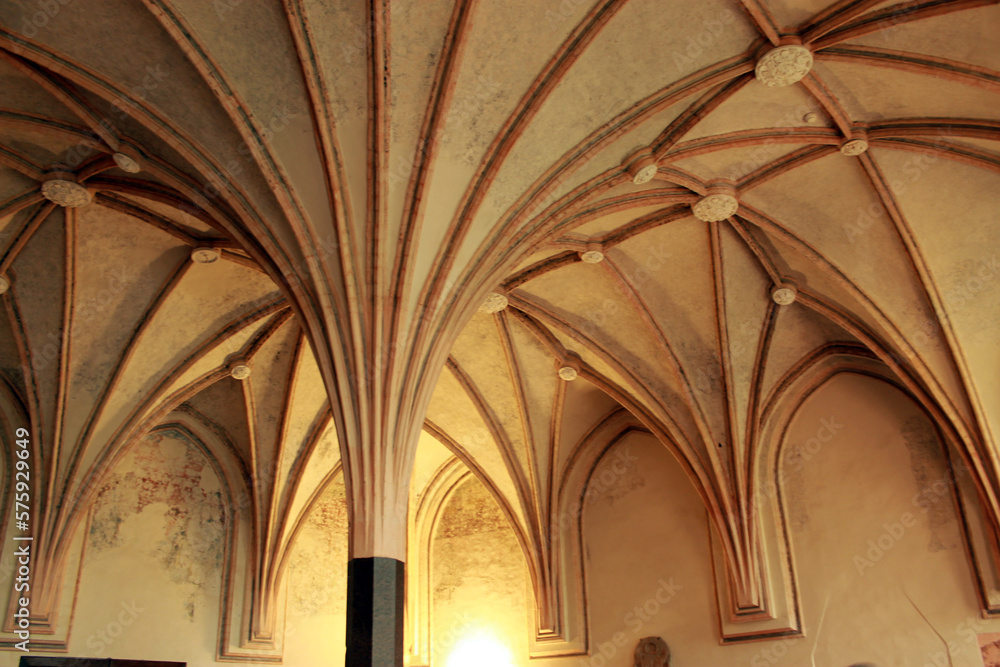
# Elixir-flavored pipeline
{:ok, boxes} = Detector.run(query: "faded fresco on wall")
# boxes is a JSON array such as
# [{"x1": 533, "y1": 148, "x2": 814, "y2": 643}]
[
  {"x1": 982, "y1": 633, "x2": 1000, "y2": 666},
  {"x1": 586, "y1": 443, "x2": 646, "y2": 509},
  {"x1": 287, "y1": 473, "x2": 349, "y2": 617},
  {"x1": 280, "y1": 473, "x2": 349, "y2": 664},
  {"x1": 901, "y1": 415, "x2": 963, "y2": 553},
  {"x1": 782, "y1": 374, "x2": 985, "y2": 664},
  {"x1": 431, "y1": 477, "x2": 530, "y2": 664},
  {"x1": 88, "y1": 428, "x2": 226, "y2": 620}
]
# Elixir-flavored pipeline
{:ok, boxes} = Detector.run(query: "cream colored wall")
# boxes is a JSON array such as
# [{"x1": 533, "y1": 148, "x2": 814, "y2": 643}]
[
  {"x1": 560, "y1": 372, "x2": 999, "y2": 667},
  {"x1": 0, "y1": 428, "x2": 349, "y2": 667},
  {"x1": 283, "y1": 474, "x2": 349, "y2": 667},
  {"x1": 5, "y1": 371, "x2": 999, "y2": 666},
  {"x1": 783, "y1": 373, "x2": 987, "y2": 666},
  {"x1": 430, "y1": 477, "x2": 531, "y2": 667},
  {"x1": 422, "y1": 372, "x2": 1000, "y2": 667},
  {"x1": 32, "y1": 428, "x2": 225, "y2": 664}
]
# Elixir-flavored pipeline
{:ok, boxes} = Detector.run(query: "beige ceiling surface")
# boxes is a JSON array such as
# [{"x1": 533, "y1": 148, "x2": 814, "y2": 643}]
[{"x1": 0, "y1": 0, "x2": 998, "y2": 651}]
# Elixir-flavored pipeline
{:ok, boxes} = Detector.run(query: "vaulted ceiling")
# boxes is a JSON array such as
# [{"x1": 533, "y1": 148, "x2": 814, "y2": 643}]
[{"x1": 0, "y1": 0, "x2": 998, "y2": 657}]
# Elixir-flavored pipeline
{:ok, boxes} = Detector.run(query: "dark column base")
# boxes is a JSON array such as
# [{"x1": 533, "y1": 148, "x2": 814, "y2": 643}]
[{"x1": 346, "y1": 557, "x2": 405, "y2": 667}]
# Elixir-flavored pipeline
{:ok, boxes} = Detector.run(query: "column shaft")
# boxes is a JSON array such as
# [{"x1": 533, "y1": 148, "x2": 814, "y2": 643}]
[{"x1": 346, "y1": 557, "x2": 405, "y2": 666}]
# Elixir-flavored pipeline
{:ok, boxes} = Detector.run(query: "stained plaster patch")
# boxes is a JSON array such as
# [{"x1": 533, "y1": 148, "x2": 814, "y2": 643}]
[
  {"x1": 902, "y1": 417, "x2": 960, "y2": 553},
  {"x1": 588, "y1": 448, "x2": 645, "y2": 507},
  {"x1": 89, "y1": 429, "x2": 225, "y2": 619},
  {"x1": 288, "y1": 476, "x2": 348, "y2": 616},
  {"x1": 782, "y1": 442, "x2": 812, "y2": 532},
  {"x1": 982, "y1": 633, "x2": 1000, "y2": 666},
  {"x1": 432, "y1": 477, "x2": 529, "y2": 641},
  {"x1": 435, "y1": 480, "x2": 511, "y2": 539}
]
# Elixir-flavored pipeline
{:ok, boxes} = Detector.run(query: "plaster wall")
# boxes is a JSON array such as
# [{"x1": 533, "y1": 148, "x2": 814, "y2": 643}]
[
  {"x1": 5, "y1": 373, "x2": 1000, "y2": 667},
  {"x1": 424, "y1": 373, "x2": 1000, "y2": 666},
  {"x1": 283, "y1": 475, "x2": 349, "y2": 667},
  {"x1": 430, "y1": 477, "x2": 531, "y2": 667},
  {"x1": 0, "y1": 429, "x2": 349, "y2": 667},
  {"x1": 561, "y1": 372, "x2": 999, "y2": 667}
]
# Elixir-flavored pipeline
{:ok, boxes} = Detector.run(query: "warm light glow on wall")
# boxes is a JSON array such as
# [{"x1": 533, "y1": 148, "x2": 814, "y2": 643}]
[{"x1": 445, "y1": 630, "x2": 515, "y2": 667}]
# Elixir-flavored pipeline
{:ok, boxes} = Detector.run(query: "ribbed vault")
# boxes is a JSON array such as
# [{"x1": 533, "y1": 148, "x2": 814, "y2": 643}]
[{"x1": 0, "y1": 0, "x2": 998, "y2": 661}]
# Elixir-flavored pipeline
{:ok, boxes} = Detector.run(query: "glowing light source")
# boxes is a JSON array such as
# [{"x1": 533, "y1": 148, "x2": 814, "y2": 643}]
[{"x1": 445, "y1": 631, "x2": 515, "y2": 667}]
